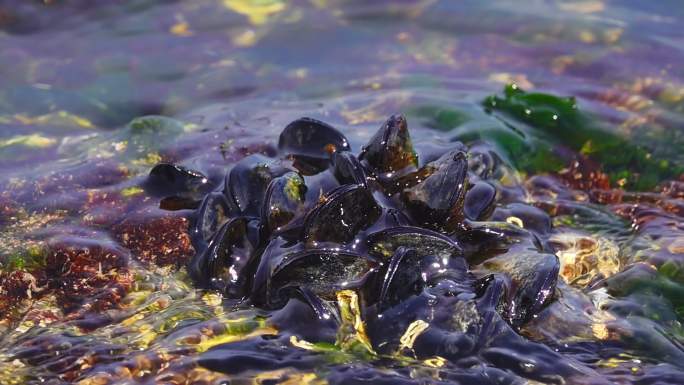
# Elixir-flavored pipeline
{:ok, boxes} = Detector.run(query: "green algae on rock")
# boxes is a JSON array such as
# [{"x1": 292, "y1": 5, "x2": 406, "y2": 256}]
[{"x1": 483, "y1": 84, "x2": 684, "y2": 190}]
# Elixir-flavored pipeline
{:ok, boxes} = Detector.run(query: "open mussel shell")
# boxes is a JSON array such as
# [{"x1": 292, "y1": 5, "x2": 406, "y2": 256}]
[
  {"x1": 278, "y1": 117, "x2": 350, "y2": 158},
  {"x1": 194, "y1": 192, "x2": 234, "y2": 243},
  {"x1": 359, "y1": 114, "x2": 418, "y2": 175},
  {"x1": 251, "y1": 248, "x2": 379, "y2": 306},
  {"x1": 332, "y1": 151, "x2": 368, "y2": 186},
  {"x1": 480, "y1": 252, "x2": 560, "y2": 328},
  {"x1": 188, "y1": 217, "x2": 258, "y2": 298},
  {"x1": 401, "y1": 150, "x2": 469, "y2": 233},
  {"x1": 146, "y1": 163, "x2": 210, "y2": 197},
  {"x1": 224, "y1": 154, "x2": 289, "y2": 217},
  {"x1": 303, "y1": 184, "x2": 381, "y2": 244},
  {"x1": 463, "y1": 181, "x2": 497, "y2": 221},
  {"x1": 261, "y1": 171, "x2": 307, "y2": 234},
  {"x1": 366, "y1": 226, "x2": 463, "y2": 261}
]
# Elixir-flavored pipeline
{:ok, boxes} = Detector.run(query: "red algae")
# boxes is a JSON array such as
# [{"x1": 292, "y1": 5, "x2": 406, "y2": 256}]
[
  {"x1": 113, "y1": 209, "x2": 195, "y2": 268},
  {"x1": 44, "y1": 238, "x2": 132, "y2": 314}
]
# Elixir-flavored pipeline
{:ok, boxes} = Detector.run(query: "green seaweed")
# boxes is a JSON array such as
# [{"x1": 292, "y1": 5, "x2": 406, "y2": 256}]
[
  {"x1": 408, "y1": 105, "x2": 470, "y2": 132},
  {"x1": 1, "y1": 245, "x2": 46, "y2": 272},
  {"x1": 451, "y1": 116, "x2": 565, "y2": 174},
  {"x1": 607, "y1": 266, "x2": 684, "y2": 320},
  {"x1": 483, "y1": 84, "x2": 684, "y2": 190}
]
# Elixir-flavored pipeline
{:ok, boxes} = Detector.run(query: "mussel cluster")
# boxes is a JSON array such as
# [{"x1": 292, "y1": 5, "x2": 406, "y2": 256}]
[{"x1": 149, "y1": 115, "x2": 579, "y2": 381}]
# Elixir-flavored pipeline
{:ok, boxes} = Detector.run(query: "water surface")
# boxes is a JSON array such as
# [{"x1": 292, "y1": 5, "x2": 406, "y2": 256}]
[{"x1": 1, "y1": 1, "x2": 684, "y2": 384}]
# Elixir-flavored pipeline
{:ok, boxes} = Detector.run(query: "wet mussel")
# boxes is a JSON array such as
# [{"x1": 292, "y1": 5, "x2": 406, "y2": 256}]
[
  {"x1": 303, "y1": 184, "x2": 381, "y2": 244},
  {"x1": 279, "y1": 117, "x2": 351, "y2": 174},
  {"x1": 161, "y1": 114, "x2": 569, "y2": 382},
  {"x1": 145, "y1": 162, "x2": 213, "y2": 209},
  {"x1": 359, "y1": 114, "x2": 418, "y2": 175},
  {"x1": 402, "y1": 150, "x2": 469, "y2": 232}
]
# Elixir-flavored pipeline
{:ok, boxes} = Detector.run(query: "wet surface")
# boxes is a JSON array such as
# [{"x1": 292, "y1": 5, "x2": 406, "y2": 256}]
[{"x1": 1, "y1": 1, "x2": 684, "y2": 384}]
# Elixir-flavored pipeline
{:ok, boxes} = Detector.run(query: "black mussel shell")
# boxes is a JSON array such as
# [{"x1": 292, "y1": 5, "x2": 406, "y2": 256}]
[
  {"x1": 278, "y1": 117, "x2": 350, "y2": 158},
  {"x1": 303, "y1": 184, "x2": 381, "y2": 244},
  {"x1": 287, "y1": 154, "x2": 331, "y2": 176},
  {"x1": 366, "y1": 226, "x2": 462, "y2": 261},
  {"x1": 371, "y1": 208, "x2": 412, "y2": 229},
  {"x1": 402, "y1": 150, "x2": 468, "y2": 233},
  {"x1": 252, "y1": 248, "x2": 379, "y2": 306},
  {"x1": 457, "y1": 222, "x2": 543, "y2": 265},
  {"x1": 463, "y1": 181, "x2": 497, "y2": 221},
  {"x1": 386, "y1": 208, "x2": 412, "y2": 227},
  {"x1": 490, "y1": 203, "x2": 552, "y2": 236},
  {"x1": 146, "y1": 163, "x2": 210, "y2": 196},
  {"x1": 359, "y1": 114, "x2": 418, "y2": 175},
  {"x1": 261, "y1": 171, "x2": 307, "y2": 234},
  {"x1": 188, "y1": 217, "x2": 257, "y2": 298},
  {"x1": 375, "y1": 247, "x2": 424, "y2": 310},
  {"x1": 269, "y1": 293, "x2": 339, "y2": 342},
  {"x1": 382, "y1": 165, "x2": 434, "y2": 195},
  {"x1": 332, "y1": 151, "x2": 368, "y2": 186},
  {"x1": 194, "y1": 192, "x2": 234, "y2": 243},
  {"x1": 467, "y1": 143, "x2": 504, "y2": 180},
  {"x1": 300, "y1": 171, "x2": 341, "y2": 210},
  {"x1": 224, "y1": 154, "x2": 289, "y2": 217},
  {"x1": 481, "y1": 252, "x2": 560, "y2": 328},
  {"x1": 277, "y1": 286, "x2": 339, "y2": 324}
]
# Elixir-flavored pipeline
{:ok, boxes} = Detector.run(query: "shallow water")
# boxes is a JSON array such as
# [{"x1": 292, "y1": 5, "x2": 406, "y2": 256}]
[{"x1": 1, "y1": 1, "x2": 684, "y2": 384}]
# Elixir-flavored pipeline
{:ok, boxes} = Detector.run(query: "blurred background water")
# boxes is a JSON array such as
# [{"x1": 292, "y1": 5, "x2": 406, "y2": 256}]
[{"x1": 1, "y1": 0, "x2": 682, "y2": 138}]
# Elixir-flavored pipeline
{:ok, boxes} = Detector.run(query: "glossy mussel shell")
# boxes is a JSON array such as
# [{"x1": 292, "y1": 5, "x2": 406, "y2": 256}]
[
  {"x1": 146, "y1": 163, "x2": 211, "y2": 197},
  {"x1": 278, "y1": 117, "x2": 351, "y2": 158},
  {"x1": 359, "y1": 114, "x2": 418, "y2": 175},
  {"x1": 188, "y1": 217, "x2": 257, "y2": 298},
  {"x1": 366, "y1": 226, "x2": 463, "y2": 260},
  {"x1": 463, "y1": 181, "x2": 497, "y2": 221},
  {"x1": 303, "y1": 184, "x2": 381, "y2": 244},
  {"x1": 481, "y1": 251, "x2": 560, "y2": 328},
  {"x1": 261, "y1": 171, "x2": 307, "y2": 234},
  {"x1": 372, "y1": 247, "x2": 425, "y2": 311},
  {"x1": 332, "y1": 151, "x2": 368, "y2": 186},
  {"x1": 402, "y1": 150, "x2": 469, "y2": 233},
  {"x1": 224, "y1": 154, "x2": 289, "y2": 217},
  {"x1": 194, "y1": 192, "x2": 233, "y2": 243},
  {"x1": 251, "y1": 248, "x2": 379, "y2": 306}
]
